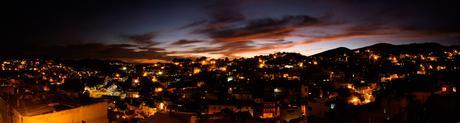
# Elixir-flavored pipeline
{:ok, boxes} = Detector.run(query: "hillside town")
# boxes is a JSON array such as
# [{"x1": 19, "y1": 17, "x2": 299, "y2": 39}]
[{"x1": 1, "y1": 43, "x2": 459, "y2": 123}]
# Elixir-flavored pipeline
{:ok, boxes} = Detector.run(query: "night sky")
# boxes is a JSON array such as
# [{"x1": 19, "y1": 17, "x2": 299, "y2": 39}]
[{"x1": 3, "y1": 0, "x2": 460, "y2": 63}]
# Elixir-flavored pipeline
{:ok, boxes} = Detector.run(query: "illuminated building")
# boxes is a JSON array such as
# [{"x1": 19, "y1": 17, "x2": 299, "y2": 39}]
[
  {"x1": 260, "y1": 102, "x2": 279, "y2": 119},
  {"x1": 0, "y1": 97, "x2": 108, "y2": 123},
  {"x1": 345, "y1": 83, "x2": 377, "y2": 105}
]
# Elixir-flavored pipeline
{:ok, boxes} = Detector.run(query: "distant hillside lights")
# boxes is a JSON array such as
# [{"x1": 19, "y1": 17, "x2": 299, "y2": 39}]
[
  {"x1": 115, "y1": 73, "x2": 121, "y2": 78},
  {"x1": 151, "y1": 76, "x2": 158, "y2": 83},
  {"x1": 284, "y1": 65, "x2": 294, "y2": 68},
  {"x1": 388, "y1": 56, "x2": 399, "y2": 63},
  {"x1": 219, "y1": 67, "x2": 227, "y2": 71},
  {"x1": 156, "y1": 71, "x2": 163, "y2": 75},
  {"x1": 370, "y1": 54, "x2": 380, "y2": 61},
  {"x1": 307, "y1": 60, "x2": 317, "y2": 65},
  {"x1": 155, "y1": 87, "x2": 163, "y2": 93},
  {"x1": 131, "y1": 78, "x2": 140, "y2": 86},
  {"x1": 348, "y1": 96, "x2": 360, "y2": 105},
  {"x1": 201, "y1": 60, "x2": 208, "y2": 65},
  {"x1": 346, "y1": 83, "x2": 377, "y2": 105},
  {"x1": 227, "y1": 77, "x2": 233, "y2": 82},
  {"x1": 133, "y1": 78, "x2": 140, "y2": 83},
  {"x1": 258, "y1": 58, "x2": 266, "y2": 68},
  {"x1": 312, "y1": 61, "x2": 318, "y2": 65},
  {"x1": 381, "y1": 74, "x2": 402, "y2": 82},
  {"x1": 193, "y1": 67, "x2": 201, "y2": 74}
]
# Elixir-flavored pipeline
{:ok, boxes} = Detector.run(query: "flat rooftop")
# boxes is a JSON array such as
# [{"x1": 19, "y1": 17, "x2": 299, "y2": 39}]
[{"x1": 1, "y1": 87, "x2": 98, "y2": 116}]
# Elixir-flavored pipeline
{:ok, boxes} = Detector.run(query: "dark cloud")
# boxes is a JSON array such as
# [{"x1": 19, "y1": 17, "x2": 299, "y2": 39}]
[
  {"x1": 171, "y1": 39, "x2": 296, "y2": 57},
  {"x1": 1, "y1": 29, "x2": 172, "y2": 63},
  {"x1": 184, "y1": 0, "x2": 247, "y2": 33},
  {"x1": 4, "y1": 0, "x2": 460, "y2": 61},
  {"x1": 302, "y1": 33, "x2": 384, "y2": 45},
  {"x1": 4, "y1": 0, "x2": 158, "y2": 44},
  {"x1": 171, "y1": 41, "x2": 254, "y2": 55},
  {"x1": 400, "y1": 26, "x2": 460, "y2": 37},
  {"x1": 171, "y1": 15, "x2": 319, "y2": 57},
  {"x1": 208, "y1": 15, "x2": 319, "y2": 41},
  {"x1": 122, "y1": 32, "x2": 158, "y2": 45},
  {"x1": 0, "y1": 43, "x2": 173, "y2": 62},
  {"x1": 190, "y1": 47, "x2": 225, "y2": 53},
  {"x1": 171, "y1": 39, "x2": 204, "y2": 46},
  {"x1": 204, "y1": 0, "x2": 246, "y2": 27},
  {"x1": 178, "y1": 20, "x2": 208, "y2": 29},
  {"x1": 219, "y1": 40, "x2": 295, "y2": 57},
  {"x1": 337, "y1": 0, "x2": 460, "y2": 38}
]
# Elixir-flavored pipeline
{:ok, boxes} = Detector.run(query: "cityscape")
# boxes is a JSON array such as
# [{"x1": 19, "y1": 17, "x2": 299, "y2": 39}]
[
  {"x1": 1, "y1": 43, "x2": 459, "y2": 122},
  {"x1": 2, "y1": 0, "x2": 460, "y2": 123}
]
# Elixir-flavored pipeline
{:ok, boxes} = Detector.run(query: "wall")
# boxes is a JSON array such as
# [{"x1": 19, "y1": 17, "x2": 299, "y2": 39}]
[
  {"x1": 22, "y1": 101, "x2": 108, "y2": 123},
  {"x1": 0, "y1": 98, "x2": 23, "y2": 123}
]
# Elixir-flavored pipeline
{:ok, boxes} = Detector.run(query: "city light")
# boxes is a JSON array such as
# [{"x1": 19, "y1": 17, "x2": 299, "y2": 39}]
[
  {"x1": 3, "y1": 1, "x2": 460, "y2": 122},
  {"x1": 0, "y1": 24, "x2": 458, "y2": 123}
]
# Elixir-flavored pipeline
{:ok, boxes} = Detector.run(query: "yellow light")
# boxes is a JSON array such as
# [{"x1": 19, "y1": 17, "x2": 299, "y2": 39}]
[
  {"x1": 219, "y1": 67, "x2": 227, "y2": 71},
  {"x1": 151, "y1": 76, "x2": 158, "y2": 82},
  {"x1": 43, "y1": 86, "x2": 50, "y2": 91},
  {"x1": 261, "y1": 113, "x2": 274, "y2": 119},
  {"x1": 349, "y1": 96, "x2": 360, "y2": 105},
  {"x1": 370, "y1": 55, "x2": 380, "y2": 61},
  {"x1": 143, "y1": 72, "x2": 148, "y2": 77},
  {"x1": 442, "y1": 87, "x2": 447, "y2": 92},
  {"x1": 259, "y1": 63, "x2": 265, "y2": 68},
  {"x1": 133, "y1": 79, "x2": 140, "y2": 83},
  {"x1": 159, "y1": 102, "x2": 166, "y2": 110},
  {"x1": 437, "y1": 66, "x2": 446, "y2": 70},
  {"x1": 133, "y1": 94, "x2": 140, "y2": 98},
  {"x1": 259, "y1": 59, "x2": 266, "y2": 68},
  {"x1": 193, "y1": 68, "x2": 201, "y2": 74},
  {"x1": 388, "y1": 56, "x2": 398, "y2": 63},
  {"x1": 155, "y1": 88, "x2": 163, "y2": 92},
  {"x1": 283, "y1": 74, "x2": 289, "y2": 78},
  {"x1": 347, "y1": 84, "x2": 353, "y2": 89},
  {"x1": 201, "y1": 61, "x2": 208, "y2": 65}
]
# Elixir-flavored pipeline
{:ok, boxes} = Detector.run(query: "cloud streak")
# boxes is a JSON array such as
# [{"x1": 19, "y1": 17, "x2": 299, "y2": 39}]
[
  {"x1": 4, "y1": 0, "x2": 460, "y2": 62},
  {"x1": 171, "y1": 15, "x2": 322, "y2": 57}
]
